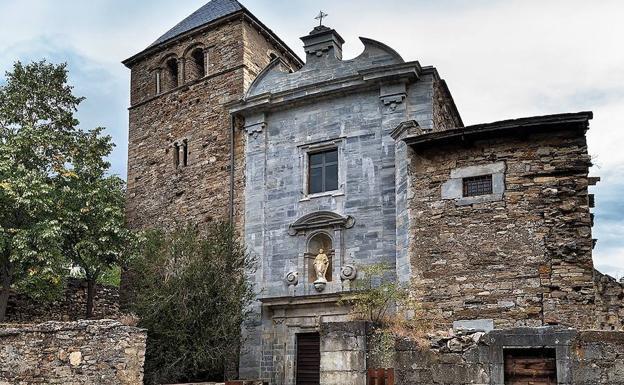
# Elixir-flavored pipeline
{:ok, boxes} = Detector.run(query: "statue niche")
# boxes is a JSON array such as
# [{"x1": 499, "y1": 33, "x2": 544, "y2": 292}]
[{"x1": 307, "y1": 233, "x2": 333, "y2": 287}]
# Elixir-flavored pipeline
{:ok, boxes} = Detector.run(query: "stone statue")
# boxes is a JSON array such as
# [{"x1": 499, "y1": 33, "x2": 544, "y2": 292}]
[{"x1": 313, "y1": 248, "x2": 329, "y2": 283}]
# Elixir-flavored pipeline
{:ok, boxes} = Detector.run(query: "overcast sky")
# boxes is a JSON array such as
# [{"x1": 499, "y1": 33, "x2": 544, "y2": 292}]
[{"x1": 1, "y1": 0, "x2": 623, "y2": 277}]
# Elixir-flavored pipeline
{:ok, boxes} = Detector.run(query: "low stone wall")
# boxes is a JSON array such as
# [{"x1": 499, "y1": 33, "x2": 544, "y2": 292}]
[
  {"x1": 320, "y1": 321, "x2": 367, "y2": 385},
  {"x1": 389, "y1": 327, "x2": 624, "y2": 385},
  {"x1": 0, "y1": 319, "x2": 146, "y2": 385},
  {"x1": 6, "y1": 277, "x2": 121, "y2": 323}
]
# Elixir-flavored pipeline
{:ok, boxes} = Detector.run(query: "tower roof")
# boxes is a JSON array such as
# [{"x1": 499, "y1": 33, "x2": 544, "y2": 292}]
[
  {"x1": 123, "y1": 0, "x2": 303, "y2": 68},
  {"x1": 149, "y1": 0, "x2": 243, "y2": 48}
]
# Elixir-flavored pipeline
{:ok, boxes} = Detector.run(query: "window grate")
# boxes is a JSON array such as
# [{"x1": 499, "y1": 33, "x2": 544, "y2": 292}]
[{"x1": 462, "y1": 174, "x2": 493, "y2": 197}]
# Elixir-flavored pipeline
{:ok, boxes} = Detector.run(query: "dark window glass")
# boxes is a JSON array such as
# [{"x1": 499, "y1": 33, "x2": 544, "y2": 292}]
[
  {"x1": 308, "y1": 149, "x2": 338, "y2": 194},
  {"x1": 462, "y1": 174, "x2": 493, "y2": 197}
]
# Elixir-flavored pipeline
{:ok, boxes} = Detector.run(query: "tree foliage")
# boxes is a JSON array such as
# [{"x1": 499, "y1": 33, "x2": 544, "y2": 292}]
[
  {"x1": 128, "y1": 223, "x2": 255, "y2": 384},
  {"x1": 0, "y1": 61, "x2": 82, "y2": 321},
  {"x1": 0, "y1": 60, "x2": 129, "y2": 321},
  {"x1": 58, "y1": 127, "x2": 130, "y2": 318}
]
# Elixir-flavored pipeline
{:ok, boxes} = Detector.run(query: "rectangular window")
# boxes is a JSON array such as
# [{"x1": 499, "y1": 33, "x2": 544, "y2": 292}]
[
  {"x1": 462, "y1": 174, "x2": 493, "y2": 197},
  {"x1": 308, "y1": 149, "x2": 338, "y2": 194}
]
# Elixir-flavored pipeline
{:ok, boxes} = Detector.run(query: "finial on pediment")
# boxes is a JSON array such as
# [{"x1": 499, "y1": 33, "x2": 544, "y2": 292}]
[{"x1": 315, "y1": 10, "x2": 328, "y2": 27}]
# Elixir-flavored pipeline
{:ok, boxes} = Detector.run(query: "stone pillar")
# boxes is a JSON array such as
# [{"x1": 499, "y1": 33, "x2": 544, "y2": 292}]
[
  {"x1": 178, "y1": 57, "x2": 186, "y2": 85},
  {"x1": 319, "y1": 321, "x2": 367, "y2": 385},
  {"x1": 239, "y1": 112, "x2": 268, "y2": 380}
]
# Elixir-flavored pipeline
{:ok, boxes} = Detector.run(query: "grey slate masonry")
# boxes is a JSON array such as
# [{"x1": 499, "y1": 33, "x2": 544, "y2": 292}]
[{"x1": 231, "y1": 25, "x2": 458, "y2": 383}]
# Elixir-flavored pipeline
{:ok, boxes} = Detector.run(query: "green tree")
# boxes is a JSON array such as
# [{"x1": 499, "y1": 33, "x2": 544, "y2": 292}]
[
  {"x1": 128, "y1": 223, "x2": 255, "y2": 384},
  {"x1": 58, "y1": 127, "x2": 130, "y2": 318},
  {"x1": 0, "y1": 60, "x2": 129, "y2": 322},
  {"x1": 0, "y1": 61, "x2": 83, "y2": 322}
]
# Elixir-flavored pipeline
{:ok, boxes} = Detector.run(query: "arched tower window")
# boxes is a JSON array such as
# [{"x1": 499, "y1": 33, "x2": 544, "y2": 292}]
[
  {"x1": 188, "y1": 48, "x2": 206, "y2": 80},
  {"x1": 268, "y1": 52, "x2": 278, "y2": 61},
  {"x1": 163, "y1": 58, "x2": 178, "y2": 91},
  {"x1": 306, "y1": 232, "x2": 333, "y2": 282}
]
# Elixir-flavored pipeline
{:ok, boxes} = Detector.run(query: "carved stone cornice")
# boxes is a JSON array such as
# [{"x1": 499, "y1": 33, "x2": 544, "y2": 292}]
[{"x1": 288, "y1": 211, "x2": 355, "y2": 236}]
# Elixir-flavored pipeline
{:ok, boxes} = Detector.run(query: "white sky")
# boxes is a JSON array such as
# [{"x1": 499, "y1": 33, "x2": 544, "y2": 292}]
[{"x1": 0, "y1": 0, "x2": 623, "y2": 277}]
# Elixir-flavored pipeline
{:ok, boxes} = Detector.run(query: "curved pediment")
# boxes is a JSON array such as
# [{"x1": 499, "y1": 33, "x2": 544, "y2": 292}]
[
  {"x1": 244, "y1": 36, "x2": 409, "y2": 100},
  {"x1": 245, "y1": 57, "x2": 293, "y2": 99},
  {"x1": 288, "y1": 211, "x2": 355, "y2": 235}
]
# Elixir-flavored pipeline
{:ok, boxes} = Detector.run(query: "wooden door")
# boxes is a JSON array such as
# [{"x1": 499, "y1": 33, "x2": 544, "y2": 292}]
[
  {"x1": 296, "y1": 333, "x2": 320, "y2": 385},
  {"x1": 504, "y1": 348, "x2": 557, "y2": 385}
]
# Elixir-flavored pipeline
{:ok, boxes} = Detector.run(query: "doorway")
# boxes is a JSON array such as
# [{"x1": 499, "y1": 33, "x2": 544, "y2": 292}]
[{"x1": 296, "y1": 333, "x2": 320, "y2": 385}]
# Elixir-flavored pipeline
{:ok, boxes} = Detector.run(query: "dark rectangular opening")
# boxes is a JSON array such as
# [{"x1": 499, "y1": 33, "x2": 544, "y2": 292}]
[
  {"x1": 296, "y1": 333, "x2": 320, "y2": 385},
  {"x1": 504, "y1": 348, "x2": 557, "y2": 385},
  {"x1": 463, "y1": 174, "x2": 493, "y2": 197},
  {"x1": 308, "y1": 149, "x2": 338, "y2": 194}
]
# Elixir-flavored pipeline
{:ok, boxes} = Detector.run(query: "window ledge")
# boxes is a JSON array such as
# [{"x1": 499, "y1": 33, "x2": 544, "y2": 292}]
[
  {"x1": 300, "y1": 190, "x2": 344, "y2": 202},
  {"x1": 454, "y1": 192, "x2": 504, "y2": 206}
]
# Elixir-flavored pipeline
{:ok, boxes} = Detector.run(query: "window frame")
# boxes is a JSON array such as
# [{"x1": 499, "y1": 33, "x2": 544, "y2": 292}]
[
  {"x1": 307, "y1": 148, "x2": 338, "y2": 195},
  {"x1": 299, "y1": 138, "x2": 345, "y2": 200},
  {"x1": 462, "y1": 174, "x2": 493, "y2": 197}
]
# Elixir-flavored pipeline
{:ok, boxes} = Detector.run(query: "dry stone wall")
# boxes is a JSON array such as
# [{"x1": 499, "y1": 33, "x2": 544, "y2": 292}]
[
  {"x1": 6, "y1": 278, "x2": 120, "y2": 323},
  {"x1": 408, "y1": 129, "x2": 596, "y2": 329},
  {"x1": 0, "y1": 320, "x2": 146, "y2": 385},
  {"x1": 390, "y1": 327, "x2": 624, "y2": 385}
]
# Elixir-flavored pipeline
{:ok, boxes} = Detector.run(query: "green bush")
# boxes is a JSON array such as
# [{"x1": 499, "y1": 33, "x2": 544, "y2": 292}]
[{"x1": 128, "y1": 223, "x2": 255, "y2": 384}]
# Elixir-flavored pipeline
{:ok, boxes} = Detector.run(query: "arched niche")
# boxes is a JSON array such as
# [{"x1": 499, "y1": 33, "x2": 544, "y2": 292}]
[{"x1": 306, "y1": 232, "x2": 333, "y2": 282}]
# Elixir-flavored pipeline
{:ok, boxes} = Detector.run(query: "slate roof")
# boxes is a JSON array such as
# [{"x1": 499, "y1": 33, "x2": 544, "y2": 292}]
[
  {"x1": 149, "y1": 0, "x2": 244, "y2": 48},
  {"x1": 403, "y1": 112, "x2": 593, "y2": 148}
]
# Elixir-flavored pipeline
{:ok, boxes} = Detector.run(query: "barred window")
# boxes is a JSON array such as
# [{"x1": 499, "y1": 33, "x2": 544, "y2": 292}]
[{"x1": 462, "y1": 174, "x2": 493, "y2": 197}]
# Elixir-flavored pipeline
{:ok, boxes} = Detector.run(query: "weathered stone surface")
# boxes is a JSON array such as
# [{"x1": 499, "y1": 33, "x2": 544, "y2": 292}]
[
  {"x1": 5, "y1": 277, "x2": 120, "y2": 323},
  {"x1": 389, "y1": 327, "x2": 624, "y2": 385},
  {"x1": 0, "y1": 320, "x2": 146, "y2": 385},
  {"x1": 407, "y1": 128, "x2": 597, "y2": 329}
]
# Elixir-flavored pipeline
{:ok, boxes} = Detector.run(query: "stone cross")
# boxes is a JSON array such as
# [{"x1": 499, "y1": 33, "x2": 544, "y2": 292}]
[{"x1": 315, "y1": 10, "x2": 328, "y2": 26}]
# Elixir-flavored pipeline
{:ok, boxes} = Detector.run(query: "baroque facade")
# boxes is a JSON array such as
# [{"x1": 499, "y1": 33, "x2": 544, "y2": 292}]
[{"x1": 124, "y1": 1, "x2": 624, "y2": 384}]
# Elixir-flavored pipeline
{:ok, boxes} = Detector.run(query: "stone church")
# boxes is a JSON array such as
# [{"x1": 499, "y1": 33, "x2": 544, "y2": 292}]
[{"x1": 123, "y1": 0, "x2": 624, "y2": 384}]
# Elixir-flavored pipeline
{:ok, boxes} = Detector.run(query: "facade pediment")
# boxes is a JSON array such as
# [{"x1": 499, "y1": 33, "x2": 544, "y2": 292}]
[{"x1": 288, "y1": 211, "x2": 355, "y2": 236}]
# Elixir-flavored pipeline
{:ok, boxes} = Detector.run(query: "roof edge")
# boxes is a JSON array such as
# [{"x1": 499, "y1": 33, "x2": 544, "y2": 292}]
[
  {"x1": 122, "y1": 9, "x2": 303, "y2": 68},
  {"x1": 404, "y1": 111, "x2": 593, "y2": 148}
]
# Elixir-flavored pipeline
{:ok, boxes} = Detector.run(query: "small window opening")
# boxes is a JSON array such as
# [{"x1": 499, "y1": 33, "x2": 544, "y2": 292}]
[
  {"x1": 308, "y1": 149, "x2": 338, "y2": 194},
  {"x1": 165, "y1": 58, "x2": 178, "y2": 90},
  {"x1": 173, "y1": 140, "x2": 188, "y2": 169},
  {"x1": 182, "y1": 140, "x2": 188, "y2": 167},
  {"x1": 173, "y1": 143, "x2": 180, "y2": 168},
  {"x1": 269, "y1": 52, "x2": 278, "y2": 61},
  {"x1": 190, "y1": 48, "x2": 205, "y2": 79},
  {"x1": 462, "y1": 174, "x2": 493, "y2": 197},
  {"x1": 306, "y1": 233, "x2": 333, "y2": 282}
]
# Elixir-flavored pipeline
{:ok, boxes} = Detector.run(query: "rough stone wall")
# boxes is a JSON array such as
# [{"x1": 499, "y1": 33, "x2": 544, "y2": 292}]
[
  {"x1": 126, "y1": 20, "x2": 246, "y2": 231},
  {"x1": 389, "y1": 327, "x2": 624, "y2": 385},
  {"x1": 432, "y1": 79, "x2": 463, "y2": 130},
  {"x1": 408, "y1": 129, "x2": 595, "y2": 329},
  {"x1": 5, "y1": 278, "x2": 119, "y2": 323},
  {"x1": 0, "y1": 320, "x2": 146, "y2": 385},
  {"x1": 594, "y1": 270, "x2": 624, "y2": 330}
]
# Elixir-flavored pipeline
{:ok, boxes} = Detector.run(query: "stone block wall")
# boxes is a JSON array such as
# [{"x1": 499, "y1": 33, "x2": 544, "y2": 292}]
[
  {"x1": 0, "y1": 319, "x2": 146, "y2": 385},
  {"x1": 320, "y1": 321, "x2": 367, "y2": 385},
  {"x1": 5, "y1": 278, "x2": 120, "y2": 323},
  {"x1": 390, "y1": 327, "x2": 624, "y2": 385},
  {"x1": 408, "y1": 128, "x2": 595, "y2": 329}
]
